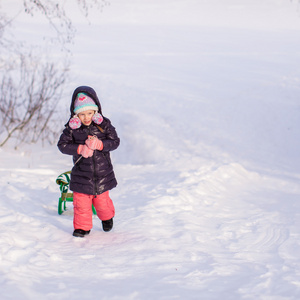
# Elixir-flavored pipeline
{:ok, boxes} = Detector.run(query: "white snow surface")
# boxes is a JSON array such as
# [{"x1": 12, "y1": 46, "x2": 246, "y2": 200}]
[{"x1": 1, "y1": 0, "x2": 300, "y2": 299}]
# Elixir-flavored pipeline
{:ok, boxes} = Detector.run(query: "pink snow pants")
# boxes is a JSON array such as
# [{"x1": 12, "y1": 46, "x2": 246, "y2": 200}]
[{"x1": 73, "y1": 191, "x2": 115, "y2": 231}]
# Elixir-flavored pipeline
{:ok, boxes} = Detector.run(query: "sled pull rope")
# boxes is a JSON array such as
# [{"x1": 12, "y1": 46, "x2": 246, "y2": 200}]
[{"x1": 74, "y1": 135, "x2": 98, "y2": 165}]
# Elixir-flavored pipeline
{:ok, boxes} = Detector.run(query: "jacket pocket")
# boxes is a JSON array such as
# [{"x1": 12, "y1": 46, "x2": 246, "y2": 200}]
[{"x1": 102, "y1": 152, "x2": 112, "y2": 167}]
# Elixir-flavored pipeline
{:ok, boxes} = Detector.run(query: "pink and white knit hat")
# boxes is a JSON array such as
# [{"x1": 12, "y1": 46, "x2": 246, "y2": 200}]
[{"x1": 73, "y1": 93, "x2": 98, "y2": 114}]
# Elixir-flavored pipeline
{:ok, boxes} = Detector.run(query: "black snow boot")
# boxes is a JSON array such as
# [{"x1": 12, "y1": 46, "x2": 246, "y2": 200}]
[
  {"x1": 73, "y1": 229, "x2": 91, "y2": 238},
  {"x1": 102, "y1": 218, "x2": 113, "y2": 232}
]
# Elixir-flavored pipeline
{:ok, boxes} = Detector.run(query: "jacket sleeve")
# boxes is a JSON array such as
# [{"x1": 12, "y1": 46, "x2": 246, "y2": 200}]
[
  {"x1": 102, "y1": 121, "x2": 120, "y2": 152},
  {"x1": 57, "y1": 127, "x2": 79, "y2": 156}
]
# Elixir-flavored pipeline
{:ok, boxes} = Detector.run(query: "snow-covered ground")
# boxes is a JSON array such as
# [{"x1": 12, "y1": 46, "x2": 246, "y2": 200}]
[{"x1": 1, "y1": 1, "x2": 300, "y2": 299}]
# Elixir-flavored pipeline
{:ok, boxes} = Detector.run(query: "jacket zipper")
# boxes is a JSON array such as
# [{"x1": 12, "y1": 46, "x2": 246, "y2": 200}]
[
  {"x1": 93, "y1": 153, "x2": 98, "y2": 195},
  {"x1": 89, "y1": 126, "x2": 98, "y2": 196}
]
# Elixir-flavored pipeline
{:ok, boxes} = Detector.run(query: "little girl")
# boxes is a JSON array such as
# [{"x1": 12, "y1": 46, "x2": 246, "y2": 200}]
[{"x1": 57, "y1": 86, "x2": 120, "y2": 237}]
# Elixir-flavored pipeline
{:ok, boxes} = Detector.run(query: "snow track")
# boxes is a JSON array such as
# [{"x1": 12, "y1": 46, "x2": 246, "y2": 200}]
[{"x1": 1, "y1": 148, "x2": 300, "y2": 299}]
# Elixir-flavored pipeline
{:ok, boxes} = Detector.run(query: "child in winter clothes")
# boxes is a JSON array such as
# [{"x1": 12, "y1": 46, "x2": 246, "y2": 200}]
[{"x1": 57, "y1": 86, "x2": 120, "y2": 237}]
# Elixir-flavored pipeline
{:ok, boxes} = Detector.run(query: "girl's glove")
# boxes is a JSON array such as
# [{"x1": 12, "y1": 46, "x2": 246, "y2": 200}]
[
  {"x1": 85, "y1": 135, "x2": 103, "y2": 151},
  {"x1": 77, "y1": 144, "x2": 94, "y2": 158}
]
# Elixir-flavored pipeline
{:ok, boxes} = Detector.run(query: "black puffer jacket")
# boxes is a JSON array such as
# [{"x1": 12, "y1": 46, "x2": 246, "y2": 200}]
[{"x1": 57, "y1": 86, "x2": 120, "y2": 195}]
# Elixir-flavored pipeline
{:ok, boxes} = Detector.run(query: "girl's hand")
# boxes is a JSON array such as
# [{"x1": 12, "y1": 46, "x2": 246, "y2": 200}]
[
  {"x1": 77, "y1": 144, "x2": 94, "y2": 158},
  {"x1": 86, "y1": 135, "x2": 103, "y2": 151}
]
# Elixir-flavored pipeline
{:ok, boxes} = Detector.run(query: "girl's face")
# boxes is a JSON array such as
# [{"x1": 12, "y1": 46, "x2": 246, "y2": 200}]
[{"x1": 77, "y1": 110, "x2": 95, "y2": 126}]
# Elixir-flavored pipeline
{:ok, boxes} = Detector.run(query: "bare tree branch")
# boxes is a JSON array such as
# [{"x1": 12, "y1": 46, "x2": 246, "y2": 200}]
[
  {"x1": 0, "y1": 54, "x2": 67, "y2": 147},
  {"x1": 0, "y1": 0, "x2": 109, "y2": 147},
  {"x1": 22, "y1": 0, "x2": 110, "y2": 47}
]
